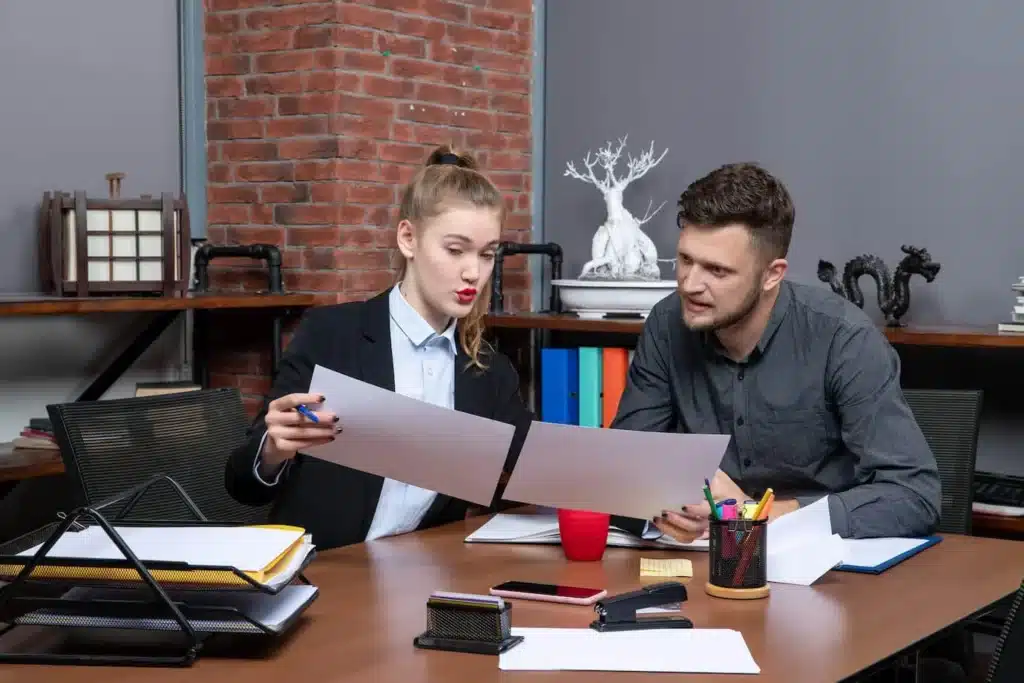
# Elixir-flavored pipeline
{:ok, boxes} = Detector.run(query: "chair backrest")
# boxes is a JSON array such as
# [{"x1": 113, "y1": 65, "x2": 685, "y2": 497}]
[
  {"x1": 902, "y1": 388, "x2": 983, "y2": 535},
  {"x1": 47, "y1": 388, "x2": 269, "y2": 524},
  {"x1": 987, "y1": 578, "x2": 1024, "y2": 683}
]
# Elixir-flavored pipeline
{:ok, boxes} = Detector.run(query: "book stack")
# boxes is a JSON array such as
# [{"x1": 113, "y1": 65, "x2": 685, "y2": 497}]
[
  {"x1": 997, "y1": 277, "x2": 1024, "y2": 333},
  {"x1": 12, "y1": 417, "x2": 58, "y2": 453}
]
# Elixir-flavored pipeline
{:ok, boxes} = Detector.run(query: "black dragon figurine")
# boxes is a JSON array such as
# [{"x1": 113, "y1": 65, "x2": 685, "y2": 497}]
[{"x1": 817, "y1": 245, "x2": 941, "y2": 327}]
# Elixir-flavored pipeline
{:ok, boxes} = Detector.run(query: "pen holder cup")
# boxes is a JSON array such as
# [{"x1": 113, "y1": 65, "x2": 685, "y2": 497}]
[
  {"x1": 413, "y1": 599, "x2": 523, "y2": 655},
  {"x1": 705, "y1": 519, "x2": 769, "y2": 600},
  {"x1": 557, "y1": 509, "x2": 610, "y2": 562}
]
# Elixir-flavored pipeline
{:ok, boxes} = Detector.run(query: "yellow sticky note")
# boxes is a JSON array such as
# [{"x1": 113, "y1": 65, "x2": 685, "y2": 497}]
[{"x1": 639, "y1": 557, "x2": 693, "y2": 578}]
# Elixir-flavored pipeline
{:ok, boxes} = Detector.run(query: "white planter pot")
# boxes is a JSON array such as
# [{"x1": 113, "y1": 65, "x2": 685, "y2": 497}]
[{"x1": 551, "y1": 279, "x2": 677, "y2": 319}]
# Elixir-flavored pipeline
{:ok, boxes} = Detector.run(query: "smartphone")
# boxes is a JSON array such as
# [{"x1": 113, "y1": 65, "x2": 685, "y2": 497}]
[{"x1": 489, "y1": 581, "x2": 607, "y2": 605}]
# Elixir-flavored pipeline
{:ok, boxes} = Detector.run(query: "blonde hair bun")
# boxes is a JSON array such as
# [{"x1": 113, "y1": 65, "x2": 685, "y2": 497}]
[{"x1": 426, "y1": 145, "x2": 478, "y2": 170}]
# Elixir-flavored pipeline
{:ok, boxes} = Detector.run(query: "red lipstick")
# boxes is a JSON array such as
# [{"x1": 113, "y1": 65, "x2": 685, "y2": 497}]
[{"x1": 457, "y1": 288, "x2": 477, "y2": 304}]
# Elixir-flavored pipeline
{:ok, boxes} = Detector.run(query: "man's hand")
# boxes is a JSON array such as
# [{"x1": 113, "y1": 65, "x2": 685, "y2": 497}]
[
  {"x1": 767, "y1": 498, "x2": 800, "y2": 520},
  {"x1": 653, "y1": 469, "x2": 752, "y2": 544},
  {"x1": 709, "y1": 469, "x2": 749, "y2": 504}
]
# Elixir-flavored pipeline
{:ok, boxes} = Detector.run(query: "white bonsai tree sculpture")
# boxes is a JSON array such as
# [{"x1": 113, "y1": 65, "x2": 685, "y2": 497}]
[{"x1": 564, "y1": 135, "x2": 669, "y2": 281}]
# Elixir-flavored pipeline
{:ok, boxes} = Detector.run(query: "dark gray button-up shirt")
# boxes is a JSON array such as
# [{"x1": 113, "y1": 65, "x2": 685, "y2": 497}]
[{"x1": 611, "y1": 280, "x2": 941, "y2": 539}]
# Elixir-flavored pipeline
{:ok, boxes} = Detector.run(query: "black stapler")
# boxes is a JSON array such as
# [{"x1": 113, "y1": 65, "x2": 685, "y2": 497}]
[{"x1": 589, "y1": 581, "x2": 693, "y2": 632}]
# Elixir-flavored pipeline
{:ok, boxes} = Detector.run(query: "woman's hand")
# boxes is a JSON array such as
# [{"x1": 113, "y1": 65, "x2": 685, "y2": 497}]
[{"x1": 262, "y1": 393, "x2": 339, "y2": 466}]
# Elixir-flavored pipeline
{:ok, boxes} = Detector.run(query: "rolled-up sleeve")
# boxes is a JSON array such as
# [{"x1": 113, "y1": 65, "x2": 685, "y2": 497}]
[{"x1": 825, "y1": 324, "x2": 941, "y2": 538}]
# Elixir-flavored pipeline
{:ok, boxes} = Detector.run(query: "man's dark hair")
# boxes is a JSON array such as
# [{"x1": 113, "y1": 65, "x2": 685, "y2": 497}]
[{"x1": 676, "y1": 162, "x2": 795, "y2": 259}]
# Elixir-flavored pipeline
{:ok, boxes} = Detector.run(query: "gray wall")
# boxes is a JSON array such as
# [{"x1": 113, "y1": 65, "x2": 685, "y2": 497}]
[
  {"x1": 544, "y1": 0, "x2": 1024, "y2": 328},
  {"x1": 0, "y1": 0, "x2": 184, "y2": 439},
  {"x1": 543, "y1": 0, "x2": 1024, "y2": 476}
]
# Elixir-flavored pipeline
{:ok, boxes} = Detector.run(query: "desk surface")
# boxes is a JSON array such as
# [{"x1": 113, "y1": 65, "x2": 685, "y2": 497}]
[
  {"x1": 0, "y1": 293, "x2": 316, "y2": 317},
  {"x1": 485, "y1": 313, "x2": 1024, "y2": 348},
  {"x1": 2, "y1": 516, "x2": 1022, "y2": 683}
]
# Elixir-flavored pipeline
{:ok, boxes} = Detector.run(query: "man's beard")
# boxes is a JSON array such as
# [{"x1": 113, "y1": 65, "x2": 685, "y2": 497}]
[{"x1": 683, "y1": 281, "x2": 763, "y2": 332}]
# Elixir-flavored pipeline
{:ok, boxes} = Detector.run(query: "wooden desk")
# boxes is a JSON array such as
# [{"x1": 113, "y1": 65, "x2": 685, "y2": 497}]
[
  {"x1": 0, "y1": 293, "x2": 315, "y2": 400},
  {"x1": 3, "y1": 517, "x2": 1020, "y2": 682}
]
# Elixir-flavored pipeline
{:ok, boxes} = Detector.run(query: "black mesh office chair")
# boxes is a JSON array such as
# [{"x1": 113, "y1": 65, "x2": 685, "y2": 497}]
[
  {"x1": 986, "y1": 578, "x2": 1024, "y2": 683},
  {"x1": 46, "y1": 388, "x2": 269, "y2": 524},
  {"x1": 902, "y1": 388, "x2": 983, "y2": 535}
]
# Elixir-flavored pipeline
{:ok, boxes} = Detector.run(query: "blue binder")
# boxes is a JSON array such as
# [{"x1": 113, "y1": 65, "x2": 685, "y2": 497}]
[
  {"x1": 540, "y1": 348, "x2": 579, "y2": 424},
  {"x1": 835, "y1": 535, "x2": 942, "y2": 574}
]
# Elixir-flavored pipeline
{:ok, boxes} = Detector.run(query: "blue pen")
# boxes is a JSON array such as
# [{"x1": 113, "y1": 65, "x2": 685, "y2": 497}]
[{"x1": 296, "y1": 405, "x2": 319, "y2": 423}]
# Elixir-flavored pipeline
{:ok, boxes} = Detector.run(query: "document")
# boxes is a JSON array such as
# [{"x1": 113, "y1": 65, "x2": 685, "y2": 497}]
[
  {"x1": 21, "y1": 584, "x2": 318, "y2": 634},
  {"x1": 501, "y1": 421, "x2": 730, "y2": 521},
  {"x1": 498, "y1": 627, "x2": 760, "y2": 674},
  {"x1": 766, "y1": 496, "x2": 845, "y2": 585},
  {"x1": 839, "y1": 536, "x2": 939, "y2": 572},
  {"x1": 18, "y1": 525, "x2": 305, "y2": 574},
  {"x1": 305, "y1": 365, "x2": 516, "y2": 507},
  {"x1": 465, "y1": 511, "x2": 708, "y2": 550}
]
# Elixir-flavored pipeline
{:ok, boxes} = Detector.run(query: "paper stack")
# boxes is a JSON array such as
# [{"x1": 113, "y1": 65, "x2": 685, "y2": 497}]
[
  {"x1": 465, "y1": 512, "x2": 709, "y2": 551},
  {"x1": 3, "y1": 524, "x2": 318, "y2": 637}
]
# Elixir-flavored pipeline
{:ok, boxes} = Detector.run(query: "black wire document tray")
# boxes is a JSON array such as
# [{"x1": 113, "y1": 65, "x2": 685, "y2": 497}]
[{"x1": 0, "y1": 474, "x2": 319, "y2": 667}]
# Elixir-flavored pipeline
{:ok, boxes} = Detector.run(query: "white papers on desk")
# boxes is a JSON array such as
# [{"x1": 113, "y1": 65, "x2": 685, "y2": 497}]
[
  {"x1": 499, "y1": 628, "x2": 760, "y2": 674},
  {"x1": 18, "y1": 525, "x2": 305, "y2": 574},
  {"x1": 465, "y1": 512, "x2": 708, "y2": 551},
  {"x1": 502, "y1": 421, "x2": 730, "y2": 521},
  {"x1": 305, "y1": 365, "x2": 516, "y2": 506},
  {"x1": 766, "y1": 496, "x2": 845, "y2": 585},
  {"x1": 19, "y1": 584, "x2": 318, "y2": 634}
]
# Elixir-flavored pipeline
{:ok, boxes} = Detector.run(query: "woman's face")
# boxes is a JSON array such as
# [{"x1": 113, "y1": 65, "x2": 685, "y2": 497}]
[{"x1": 397, "y1": 203, "x2": 502, "y2": 326}]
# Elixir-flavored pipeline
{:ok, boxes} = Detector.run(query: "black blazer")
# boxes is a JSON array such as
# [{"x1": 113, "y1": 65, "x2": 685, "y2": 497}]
[{"x1": 225, "y1": 288, "x2": 533, "y2": 550}]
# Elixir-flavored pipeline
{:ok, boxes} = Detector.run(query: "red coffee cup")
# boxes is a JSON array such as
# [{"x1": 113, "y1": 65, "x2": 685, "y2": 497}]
[{"x1": 557, "y1": 508, "x2": 610, "y2": 561}]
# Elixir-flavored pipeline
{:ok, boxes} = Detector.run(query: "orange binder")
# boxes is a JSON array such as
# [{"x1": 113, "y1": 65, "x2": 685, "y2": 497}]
[{"x1": 601, "y1": 347, "x2": 629, "y2": 427}]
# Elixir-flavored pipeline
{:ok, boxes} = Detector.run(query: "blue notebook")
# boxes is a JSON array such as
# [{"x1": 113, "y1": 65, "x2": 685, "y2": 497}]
[{"x1": 835, "y1": 535, "x2": 942, "y2": 574}]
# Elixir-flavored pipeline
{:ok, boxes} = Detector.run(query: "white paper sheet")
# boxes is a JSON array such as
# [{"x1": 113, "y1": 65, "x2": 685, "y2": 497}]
[
  {"x1": 304, "y1": 365, "x2": 516, "y2": 507},
  {"x1": 766, "y1": 496, "x2": 845, "y2": 585},
  {"x1": 28, "y1": 584, "x2": 318, "y2": 634},
  {"x1": 498, "y1": 627, "x2": 760, "y2": 674},
  {"x1": 465, "y1": 512, "x2": 708, "y2": 550},
  {"x1": 501, "y1": 421, "x2": 730, "y2": 521},
  {"x1": 18, "y1": 525, "x2": 304, "y2": 573}
]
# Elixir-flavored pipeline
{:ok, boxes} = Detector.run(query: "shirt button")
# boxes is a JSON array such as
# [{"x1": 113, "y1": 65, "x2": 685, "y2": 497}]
[
  {"x1": 737, "y1": 370, "x2": 744, "y2": 380},
  {"x1": 743, "y1": 458, "x2": 752, "y2": 467},
  {"x1": 736, "y1": 416, "x2": 744, "y2": 426}
]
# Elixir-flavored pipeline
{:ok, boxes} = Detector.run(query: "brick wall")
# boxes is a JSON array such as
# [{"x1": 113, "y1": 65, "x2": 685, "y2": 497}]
[{"x1": 203, "y1": 0, "x2": 534, "y2": 413}]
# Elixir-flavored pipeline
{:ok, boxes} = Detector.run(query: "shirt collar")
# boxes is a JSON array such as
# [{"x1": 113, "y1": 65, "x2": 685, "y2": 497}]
[
  {"x1": 753, "y1": 279, "x2": 792, "y2": 356},
  {"x1": 389, "y1": 284, "x2": 457, "y2": 350},
  {"x1": 701, "y1": 280, "x2": 793, "y2": 362}
]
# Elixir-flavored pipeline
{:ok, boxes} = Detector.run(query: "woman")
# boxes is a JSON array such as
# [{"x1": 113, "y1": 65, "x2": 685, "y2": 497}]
[{"x1": 225, "y1": 146, "x2": 532, "y2": 550}]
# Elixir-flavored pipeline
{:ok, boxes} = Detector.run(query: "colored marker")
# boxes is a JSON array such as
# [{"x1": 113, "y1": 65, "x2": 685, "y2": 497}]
[
  {"x1": 296, "y1": 404, "x2": 319, "y2": 423},
  {"x1": 742, "y1": 500, "x2": 757, "y2": 520},
  {"x1": 702, "y1": 482, "x2": 719, "y2": 520},
  {"x1": 720, "y1": 499, "x2": 738, "y2": 520},
  {"x1": 753, "y1": 488, "x2": 774, "y2": 520}
]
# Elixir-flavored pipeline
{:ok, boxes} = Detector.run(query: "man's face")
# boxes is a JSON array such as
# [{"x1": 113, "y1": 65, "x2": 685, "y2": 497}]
[{"x1": 675, "y1": 223, "x2": 768, "y2": 331}]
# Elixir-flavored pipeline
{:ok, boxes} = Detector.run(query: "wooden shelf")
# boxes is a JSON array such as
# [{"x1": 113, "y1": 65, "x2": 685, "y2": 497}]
[
  {"x1": 883, "y1": 325, "x2": 1024, "y2": 349},
  {"x1": 485, "y1": 312, "x2": 646, "y2": 334},
  {"x1": 486, "y1": 313, "x2": 1024, "y2": 349},
  {"x1": 0, "y1": 293, "x2": 317, "y2": 317}
]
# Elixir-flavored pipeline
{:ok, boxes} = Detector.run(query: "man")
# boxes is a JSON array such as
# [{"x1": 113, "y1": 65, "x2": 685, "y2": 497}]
[{"x1": 611, "y1": 162, "x2": 941, "y2": 543}]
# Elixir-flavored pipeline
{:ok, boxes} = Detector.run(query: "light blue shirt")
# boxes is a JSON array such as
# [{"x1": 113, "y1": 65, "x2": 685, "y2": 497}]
[{"x1": 255, "y1": 285, "x2": 457, "y2": 542}]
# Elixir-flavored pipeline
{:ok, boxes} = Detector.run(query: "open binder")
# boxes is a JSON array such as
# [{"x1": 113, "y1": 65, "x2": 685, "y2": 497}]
[{"x1": 0, "y1": 474, "x2": 318, "y2": 667}]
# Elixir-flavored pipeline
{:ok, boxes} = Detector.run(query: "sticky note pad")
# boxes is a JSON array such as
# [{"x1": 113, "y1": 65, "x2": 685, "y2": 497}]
[{"x1": 640, "y1": 558, "x2": 693, "y2": 578}]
